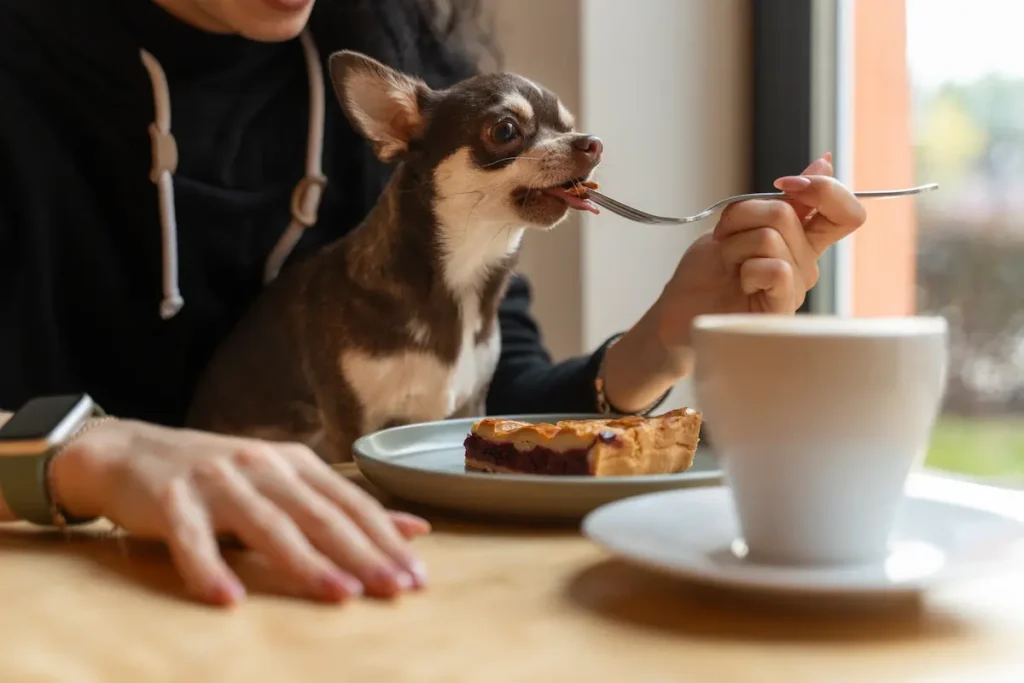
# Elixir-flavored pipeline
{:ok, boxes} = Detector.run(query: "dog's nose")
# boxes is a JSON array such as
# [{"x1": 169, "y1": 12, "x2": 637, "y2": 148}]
[{"x1": 572, "y1": 135, "x2": 603, "y2": 162}]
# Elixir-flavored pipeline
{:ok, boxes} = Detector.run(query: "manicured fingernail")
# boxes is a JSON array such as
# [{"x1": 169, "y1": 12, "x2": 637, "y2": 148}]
[
  {"x1": 405, "y1": 560, "x2": 429, "y2": 589},
  {"x1": 321, "y1": 572, "x2": 363, "y2": 601},
  {"x1": 775, "y1": 176, "x2": 812, "y2": 192},
  {"x1": 210, "y1": 580, "x2": 246, "y2": 605},
  {"x1": 392, "y1": 512, "x2": 431, "y2": 535},
  {"x1": 367, "y1": 565, "x2": 407, "y2": 596},
  {"x1": 396, "y1": 571, "x2": 414, "y2": 591}
]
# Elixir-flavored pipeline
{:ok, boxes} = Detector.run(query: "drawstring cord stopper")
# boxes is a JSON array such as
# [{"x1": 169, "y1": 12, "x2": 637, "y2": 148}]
[
  {"x1": 147, "y1": 123, "x2": 178, "y2": 181},
  {"x1": 160, "y1": 294, "x2": 184, "y2": 320},
  {"x1": 290, "y1": 174, "x2": 327, "y2": 227}
]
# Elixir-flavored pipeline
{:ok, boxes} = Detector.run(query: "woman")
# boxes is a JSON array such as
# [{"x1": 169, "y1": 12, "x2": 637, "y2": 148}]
[{"x1": 0, "y1": 0, "x2": 866, "y2": 606}]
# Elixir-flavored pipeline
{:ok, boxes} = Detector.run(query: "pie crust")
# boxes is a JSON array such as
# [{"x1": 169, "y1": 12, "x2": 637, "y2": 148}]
[{"x1": 464, "y1": 407, "x2": 702, "y2": 476}]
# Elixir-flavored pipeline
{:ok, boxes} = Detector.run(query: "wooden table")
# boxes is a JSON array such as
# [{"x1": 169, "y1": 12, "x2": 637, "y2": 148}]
[{"x1": 0, "y1": 467, "x2": 1022, "y2": 683}]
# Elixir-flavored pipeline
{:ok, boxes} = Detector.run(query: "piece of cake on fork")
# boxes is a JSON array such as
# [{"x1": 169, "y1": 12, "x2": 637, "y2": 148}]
[{"x1": 463, "y1": 407, "x2": 702, "y2": 476}]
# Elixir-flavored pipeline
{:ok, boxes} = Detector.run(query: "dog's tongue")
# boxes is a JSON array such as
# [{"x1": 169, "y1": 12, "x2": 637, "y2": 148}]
[{"x1": 543, "y1": 187, "x2": 600, "y2": 214}]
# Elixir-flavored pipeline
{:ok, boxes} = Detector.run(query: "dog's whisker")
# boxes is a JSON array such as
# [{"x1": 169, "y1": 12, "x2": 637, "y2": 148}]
[
  {"x1": 486, "y1": 221, "x2": 516, "y2": 251},
  {"x1": 460, "y1": 192, "x2": 489, "y2": 242},
  {"x1": 520, "y1": 167, "x2": 549, "y2": 206},
  {"x1": 478, "y1": 154, "x2": 545, "y2": 169}
]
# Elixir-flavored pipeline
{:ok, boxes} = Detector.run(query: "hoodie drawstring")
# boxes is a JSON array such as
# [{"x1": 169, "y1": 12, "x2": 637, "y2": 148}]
[
  {"x1": 138, "y1": 30, "x2": 327, "y2": 321},
  {"x1": 264, "y1": 31, "x2": 328, "y2": 285},
  {"x1": 139, "y1": 47, "x2": 183, "y2": 320}
]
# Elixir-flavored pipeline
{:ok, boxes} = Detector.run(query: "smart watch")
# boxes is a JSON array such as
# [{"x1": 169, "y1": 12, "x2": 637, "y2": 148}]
[{"x1": 0, "y1": 393, "x2": 106, "y2": 526}]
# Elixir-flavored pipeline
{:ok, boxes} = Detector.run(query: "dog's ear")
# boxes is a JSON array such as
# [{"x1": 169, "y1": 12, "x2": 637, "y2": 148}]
[{"x1": 329, "y1": 50, "x2": 430, "y2": 162}]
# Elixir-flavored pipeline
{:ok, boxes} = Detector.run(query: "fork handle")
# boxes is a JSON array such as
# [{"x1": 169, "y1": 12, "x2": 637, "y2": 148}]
[
  {"x1": 851, "y1": 183, "x2": 939, "y2": 198},
  {"x1": 730, "y1": 183, "x2": 939, "y2": 203}
]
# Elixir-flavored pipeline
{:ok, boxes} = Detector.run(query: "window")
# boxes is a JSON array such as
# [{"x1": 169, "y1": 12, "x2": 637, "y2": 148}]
[
  {"x1": 849, "y1": 0, "x2": 1024, "y2": 486},
  {"x1": 754, "y1": 0, "x2": 1023, "y2": 486}
]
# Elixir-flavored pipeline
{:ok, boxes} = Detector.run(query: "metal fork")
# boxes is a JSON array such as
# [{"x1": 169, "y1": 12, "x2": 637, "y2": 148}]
[{"x1": 586, "y1": 183, "x2": 939, "y2": 225}]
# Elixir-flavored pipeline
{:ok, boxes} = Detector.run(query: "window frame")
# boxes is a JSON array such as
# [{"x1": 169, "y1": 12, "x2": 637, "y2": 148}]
[{"x1": 751, "y1": 0, "x2": 855, "y2": 315}]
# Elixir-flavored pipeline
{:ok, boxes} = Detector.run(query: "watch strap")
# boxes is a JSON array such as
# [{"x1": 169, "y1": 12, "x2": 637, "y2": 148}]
[
  {"x1": 0, "y1": 453, "x2": 54, "y2": 526},
  {"x1": 0, "y1": 403, "x2": 107, "y2": 527},
  {"x1": 47, "y1": 414, "x2": 112, "y2": 526}
]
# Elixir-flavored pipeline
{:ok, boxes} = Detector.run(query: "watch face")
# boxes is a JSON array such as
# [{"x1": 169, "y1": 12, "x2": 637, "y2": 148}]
[{"x1": 0, "y1": 394, "x2": 91, "y2": 452}]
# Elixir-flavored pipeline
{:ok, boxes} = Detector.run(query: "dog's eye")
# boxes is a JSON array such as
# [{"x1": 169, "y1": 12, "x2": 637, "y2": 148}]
[{"x1": 489, "y1": 120, "x2": 521, "y2": 145}]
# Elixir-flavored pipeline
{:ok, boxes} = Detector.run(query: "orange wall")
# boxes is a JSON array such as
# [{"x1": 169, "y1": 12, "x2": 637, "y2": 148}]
[{"x1": 851, "y1": 0, "x2": 916, "y2": 316}]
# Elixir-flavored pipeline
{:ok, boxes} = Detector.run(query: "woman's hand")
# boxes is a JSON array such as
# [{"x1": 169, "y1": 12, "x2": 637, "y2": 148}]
[
  {"x1": 601, "y1": 154, "x2": 868, "y2": 411},
  {"x1": 49, "y1": 419, "x2": 430, "y2": 606}
]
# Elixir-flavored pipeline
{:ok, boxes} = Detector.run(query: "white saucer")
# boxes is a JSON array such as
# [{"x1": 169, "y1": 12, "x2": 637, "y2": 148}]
[{"x1": 581, "y1": 486, "x2": 1024, "y2": 596}]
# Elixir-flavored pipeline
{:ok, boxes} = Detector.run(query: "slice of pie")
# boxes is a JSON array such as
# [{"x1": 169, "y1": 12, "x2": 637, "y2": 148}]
[{"x1": 464, "y1": 407, "x2": 702, "y2": 476}]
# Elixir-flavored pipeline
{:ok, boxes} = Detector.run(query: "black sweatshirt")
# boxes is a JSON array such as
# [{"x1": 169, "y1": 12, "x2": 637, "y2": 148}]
[{"x1": 0, "y1": 0, "x2": 614, "y2": 426}]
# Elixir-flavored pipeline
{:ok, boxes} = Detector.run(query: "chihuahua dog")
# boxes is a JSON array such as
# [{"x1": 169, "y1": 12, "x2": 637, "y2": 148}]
[{"x1": 186, "y1": 50, "x2": 603, "y2": 463}]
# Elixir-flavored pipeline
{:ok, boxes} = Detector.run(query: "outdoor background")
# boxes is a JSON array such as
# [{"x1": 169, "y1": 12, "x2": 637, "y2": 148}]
[{"x1": 907, "y1": 0, "x2": 1024, "y2": 484}]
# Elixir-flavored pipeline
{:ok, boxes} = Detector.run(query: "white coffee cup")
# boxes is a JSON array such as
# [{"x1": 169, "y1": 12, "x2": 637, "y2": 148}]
[{"x1": 691, "y1": 313, "x2": 948, "y2": 567}]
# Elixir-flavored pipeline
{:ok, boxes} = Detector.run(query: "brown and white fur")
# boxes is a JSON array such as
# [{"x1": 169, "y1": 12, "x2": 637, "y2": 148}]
[{"x1": 186, "y1": 51, "x2": 603, "y2": 463}]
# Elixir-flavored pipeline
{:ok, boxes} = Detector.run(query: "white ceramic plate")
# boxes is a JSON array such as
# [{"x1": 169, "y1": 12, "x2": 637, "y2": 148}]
[
  {"x1": 352, "y1": 414, "x2": 722, "y2": 519},
  {"x1": 582, "y1": 485, "x2": 1024, "y2": 596}
]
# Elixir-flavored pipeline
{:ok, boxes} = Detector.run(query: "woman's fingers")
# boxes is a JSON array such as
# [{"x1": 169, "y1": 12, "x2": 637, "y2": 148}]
[
  {"x1": 773, "y1": 174, "x2": 867, "y2": 255},
  {"x1": 77, "y1": 420, "x2": 430, "y2": 607},
  {"x1": 716, "y1": 207, "x2": 817, "y2": 289},
  {"x1": 715, "y1": 222, "x2": 803, "y2": 311},
  {"x1": 290, "y1": 449, "x2": 429, "y2": 588},
  {"x1": 788, "y1": 155, "x2": 834, "y2": 219},
  {"x1": 161, "y1": 477, "x2": 245, "y2": 606},
  {"x1": 739, "y1": 258, "x2": 799, "y2": 313},
  {"x1": 256, "y1": 471, "x2": 415, "y2": 598},
  {"x1": 716, "y1": 225, "x2": 811, "y2": 294},
  {"x1": 194, "y1": 460, "x2": 360, "y2": 603},
  {"x1": 714, "y1": 201, "x2": 809, "y2": 312},
  {"x1": 186, "y1": 441, "x2": 428, "y2": 602},
  {"x1": 710, "y1": 153, "x2": 862, "y2": 315},
  {"x1": 388, "y1": 511, "x2": 431, "y2": 539}
]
